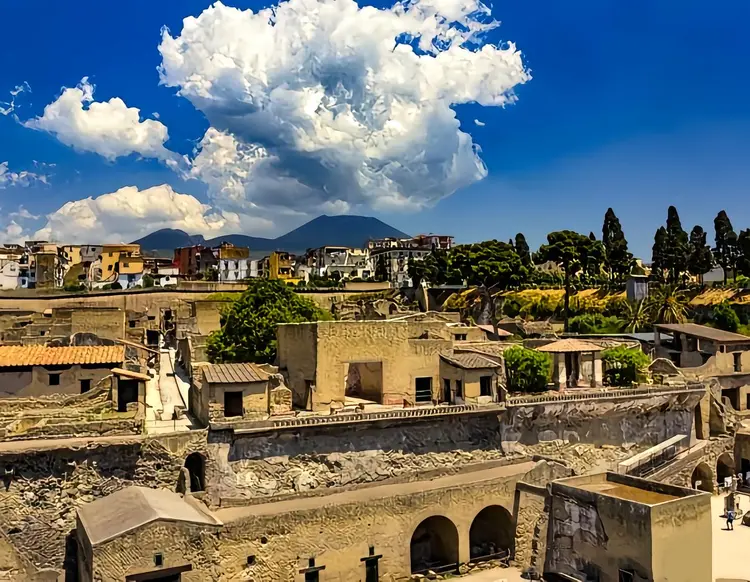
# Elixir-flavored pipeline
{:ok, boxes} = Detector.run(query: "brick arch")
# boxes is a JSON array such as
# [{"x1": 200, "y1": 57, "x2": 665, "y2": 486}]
[
  {"x1": 469, "y1": 504, "x2": 515, "y2": 561},
  {"x1": 409, "y1": 515, "x2": 459, "y2": 575}
]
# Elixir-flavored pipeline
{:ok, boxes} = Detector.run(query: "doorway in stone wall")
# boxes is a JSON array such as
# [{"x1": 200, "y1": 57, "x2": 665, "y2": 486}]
[{"x1": 344, "y1": 362, "x2": 383, "y2": 404}]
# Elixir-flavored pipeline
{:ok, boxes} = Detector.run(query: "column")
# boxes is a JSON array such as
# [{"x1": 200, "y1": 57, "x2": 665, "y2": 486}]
[{"x1": 590, "y1": 351, "x2": 597, "y2": 387}]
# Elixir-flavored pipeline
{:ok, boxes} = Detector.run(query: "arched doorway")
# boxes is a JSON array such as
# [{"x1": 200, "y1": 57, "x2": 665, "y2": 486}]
[
  {"x1": 410, "y1": 516, "x2": 459, "y2": 575},
  {"x1": 184, "y1": 452, "x2": 205, "y2": 492},
  {"x1": 717, "y1": 453, "x2": 735, "y2": 488},
  {"x1": 469, "y1": 505, "x2": 515, "y2": 561},
  {"x1": 691, "y1": 463, "x2": 713, "y2": 493}
]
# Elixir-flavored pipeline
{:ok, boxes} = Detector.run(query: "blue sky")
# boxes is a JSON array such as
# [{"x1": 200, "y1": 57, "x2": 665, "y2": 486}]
[{"x1": 1, "y1": 0, "x2": 749, "y2": 257}]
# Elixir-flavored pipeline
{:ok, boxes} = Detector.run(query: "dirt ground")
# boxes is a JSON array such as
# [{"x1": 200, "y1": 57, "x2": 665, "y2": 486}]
[{"x1": 712, "y1": 494, "x2": 750, "y2": 582}]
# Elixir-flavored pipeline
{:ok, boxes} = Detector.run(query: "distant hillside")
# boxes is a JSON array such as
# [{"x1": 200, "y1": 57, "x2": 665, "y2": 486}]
[{"x1": 134, "y1": 215, "x2": 410, "y2": 254}]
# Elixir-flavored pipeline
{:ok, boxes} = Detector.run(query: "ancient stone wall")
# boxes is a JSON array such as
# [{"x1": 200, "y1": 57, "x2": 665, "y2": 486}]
[
  {"x1": 500, "y1": 391, "x2": 703, "y2": 450},
  {"x1": 0, "y1": 432, "x2": 207, "y2": 574},
  {"x1": 212, "y1": 414, "x2": 509, "y2": 501}
]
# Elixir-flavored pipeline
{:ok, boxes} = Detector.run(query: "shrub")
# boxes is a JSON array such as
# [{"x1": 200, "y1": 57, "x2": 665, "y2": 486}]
[
  {"x1": 504, "y1": 346, "x2": 551, "y2": 393},
  {"x1": 142, "y1": 275, "x2": 155, "y2": 288},
  {"x1": 601, "y1": 346, "x2": 650, "y2": 387},
  {"x1": 110, "y1": 281, "x2": 123, "y2": 290},
  {"x1": 712, "y1": 301, "x2": 740, "y2": 333},
  {"x1": 568, "y1": 313, "x2": 621, "y2": 334}
]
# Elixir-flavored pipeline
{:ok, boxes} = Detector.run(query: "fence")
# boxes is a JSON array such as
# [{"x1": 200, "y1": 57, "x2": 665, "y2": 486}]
[
  {"x1": 506, "y1": 383, "x2": 705, "y2": 407},
  {"x1": 617, "y1": 434, "x2": 690, "y2": 478}
]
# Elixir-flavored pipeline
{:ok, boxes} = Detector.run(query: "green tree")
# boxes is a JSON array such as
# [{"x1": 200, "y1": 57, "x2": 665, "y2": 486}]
[
  {"x1": 142, "y1": 274, "x2": 155, "y2": 288},
  {"x1": 374, "y1": 255, "x2": 388, "y2": 282},
  {"x1": 714, "y1": 210, "x2": 738, "y2": 284},
  {"x1": 514, "y1": 233, "x2": 532, "y2": 266},
  {"x1": 647, "y1": 285, "x2": 688, "y2": 324},
  {"x1": 736, "y1": 229, "x2": 750, "y2": 277},
  {"x1": 712, "y1": 301, "x2": 740, "y2": 333},
  {"x1": 687, "y1": 225, "x2": 713, "y2": 283},
  {"x1": 206, "y1": 279, "x2": 330, "y2": 364},
  {"x1": 504, "y1": 346, "x2": 551, "y2": 393},
  {"x1": 663, "y1": 206, "x2": 689, "y2": 283},
  {"x1": 602, "y1": 208, "x2": 633, "y2": 282},
  {"x1": 651, "y1": 226, "x2": 668, "y2": 282},
  {"x1": 442, "y1": 240, "x2": 527, "y2": 337},
  {"x1": 601, "y1": 346, "x2": 650, "y2": 387},
  {"x1": 535, "y1": 230, "x2": 600, "y2": 331},
  {"x1": 568, "y1": 313, "x2": 621, "y2": 334},
  {"x1": 407, "y1": 257, "x2": 436, "y2": 288}
]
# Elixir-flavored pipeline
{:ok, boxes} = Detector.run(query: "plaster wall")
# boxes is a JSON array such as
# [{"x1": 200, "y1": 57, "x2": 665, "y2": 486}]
[
  {"x1": 278, "y1": 321, "x2": 453, "y2": 411},
  {"x1": 0, "y1": 365, "x2": 113, "y2": 398},
  {"x1": 650, "y1": 494, "x2": 712, "y2": 582},
  {"x1": 206, "y1": 380, "x2": 267, "y2": 422}
]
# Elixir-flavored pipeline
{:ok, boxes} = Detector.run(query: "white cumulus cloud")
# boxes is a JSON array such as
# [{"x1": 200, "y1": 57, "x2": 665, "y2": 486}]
[
  {"x1": 25, "y1": 78, "x2": 178, "y2": 164},
  {"x1": 159, "y1": 0, "x2": 529, "y2": 217},
  {"x1": 0, "y1": 162, "x2": 48, "y2": 188},
  {"x1": 32, "y1": 184, "x2": 252, "y2": 243},
  {"x1": 0, "y1": 82, "x2": 30, "y2": 117}
]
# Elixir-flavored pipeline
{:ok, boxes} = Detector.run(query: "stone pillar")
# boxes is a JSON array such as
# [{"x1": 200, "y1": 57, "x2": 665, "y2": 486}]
[
  {"x1": 590, "y1": 351, "x2": 597, "y2": 388},
  {"x1": 551, "y1": 354, "x2": 565, "y2": 390}
]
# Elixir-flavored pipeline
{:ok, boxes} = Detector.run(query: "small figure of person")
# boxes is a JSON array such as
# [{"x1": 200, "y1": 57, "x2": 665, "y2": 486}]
[
  {"x1": 738, "y1": 473, "x2": 744, "y2": 488},
  {"x1": 726, "y1": 508, "x2": 735, "y2": 531}
]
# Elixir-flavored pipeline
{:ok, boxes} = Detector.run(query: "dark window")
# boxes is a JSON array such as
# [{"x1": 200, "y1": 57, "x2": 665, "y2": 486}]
[
  {"x1": 480, "y1": 376, "x2": 492, "y2": 397},
  {"x1": 123, "y1": 262, "x2": 129, "y2": 268},
  {"x1": 129, "y1": 320, "x2": 137, "y2": 328},
  {"x1": 414, "y1": 377, "x2": 432, "y2": 403},
  {"x1": 456, "y1": 334, "x2": 467, "y2": 341},
  {"x1": 443, "y1": 379, "x2": 451, "y2": 403},
  {"x1": 49, "y1": 373, "x2": 60, "y2": 386},
  {"x1": 456, "y1": 379, "x2": 463, "y2": 398},
  {"x1": 117, "y1": 379, "x2": 139, "y2": 412},
  {"x1": 107, "y1": 264, "x2": 113, "y2": 271},
  {"x1": 154, "y1": 553, "x2": 163, "y2": 567},
  {"x1": 80, "y1": 379, "x2": 91, "y2": 393},
  {"x1": 618, "y1": 570, "x2": 634, "y2": 582},
  {"x1": 224, "y1": 391, "x2": 243, "y2": 417},
  {"x1": 734, "y1": 352, "x2": 742, "y2": 373}
]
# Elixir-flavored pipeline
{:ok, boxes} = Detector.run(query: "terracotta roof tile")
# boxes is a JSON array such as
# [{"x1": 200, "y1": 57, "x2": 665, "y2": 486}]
[
  {"x1": 203, "y1": 363, "x2": 269, "y2": 384},
  {"x1": 441, "y1": 352, "x2": 503, "y2": 370},
  {"x1": 536, "y1": 338, "x2": 603, "y2": 353},
  {"x1": 0, "y1": 345, "x2": 125, "y2": 368}
]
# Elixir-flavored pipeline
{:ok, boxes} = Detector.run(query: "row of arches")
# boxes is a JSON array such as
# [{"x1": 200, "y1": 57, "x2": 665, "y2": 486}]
[
  {"x1": 690, "y1": 453, "x2": 734, "y2": 493},
  {"x1": 410, "y1": 506, "x2": 514, "y2": 575}
]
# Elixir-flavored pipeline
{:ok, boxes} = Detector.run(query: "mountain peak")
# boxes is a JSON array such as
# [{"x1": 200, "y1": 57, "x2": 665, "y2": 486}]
[{"x1": 134, "y1": 215, "x2": 410, "y2": 254}]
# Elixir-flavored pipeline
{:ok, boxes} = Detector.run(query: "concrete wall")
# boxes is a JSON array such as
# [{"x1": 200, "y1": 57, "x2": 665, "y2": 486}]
[{"x1": 0, "y1": 365, "x2": 113, "y2": 398}]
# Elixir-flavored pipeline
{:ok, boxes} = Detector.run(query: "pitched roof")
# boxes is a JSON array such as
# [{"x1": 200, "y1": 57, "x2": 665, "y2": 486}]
[
  {"x1": 536, "y1": 338, "x2": 604, "y2": 353},
  {"x1": 475, "y1": 324, "x2": 513, "y2": 337},
  {"x1": 441, "y1": 352, "x2": 503, "y2": 369},
  {"x1": 77, "y1": 486, "x2": 222, "y2": 547},
  {"x1": 0, "y1": 345, "x2": 124, "y2": 368},
  {"x1": 203, "y1": 363, "x2": 269, "y2": 384},
  {"x1": 654, "y1": 323, "x2": 750, "y2": 344}
]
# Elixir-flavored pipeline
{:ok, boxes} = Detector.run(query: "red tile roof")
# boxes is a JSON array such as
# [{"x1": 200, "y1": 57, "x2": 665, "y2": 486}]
[{"x1": 0, "y1": 345, "x2": 125, "y2": 368}]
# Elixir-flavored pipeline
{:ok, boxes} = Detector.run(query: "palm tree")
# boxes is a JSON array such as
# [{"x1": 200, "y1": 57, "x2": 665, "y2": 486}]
[
  {"x1": 619, "y1": 299, "x2": 650, "y2": 333},
  {"x1": 647, "y1": 285, "x2": 689, "y2": 324}
]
